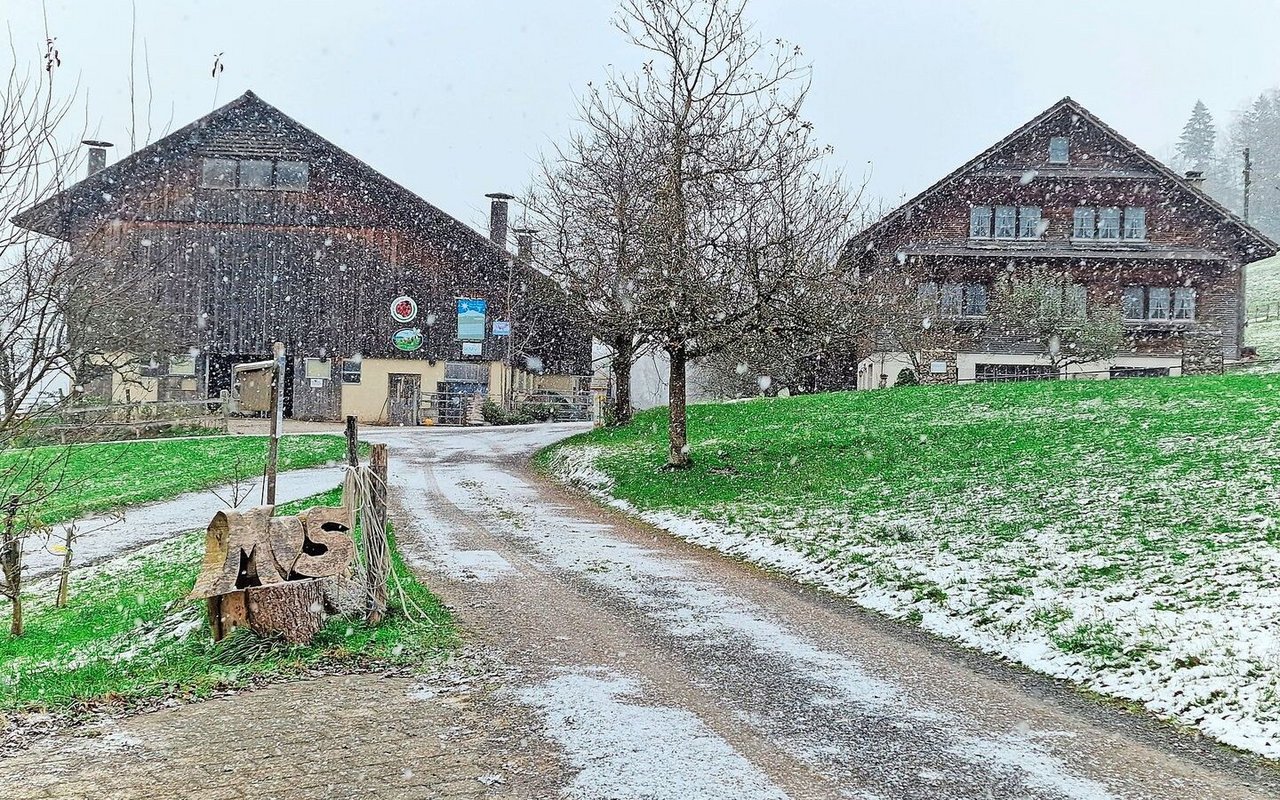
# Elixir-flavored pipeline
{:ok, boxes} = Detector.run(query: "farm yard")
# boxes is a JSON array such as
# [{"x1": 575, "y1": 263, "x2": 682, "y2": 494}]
[{"x1": 543, "y1": 373, "x2": 1280, "y2": 759}]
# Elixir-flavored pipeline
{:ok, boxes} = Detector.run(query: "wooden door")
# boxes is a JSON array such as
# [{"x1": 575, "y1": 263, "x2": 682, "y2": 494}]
[{"x1": 387, "y1": 374, "x2": 421, "y2": 425}]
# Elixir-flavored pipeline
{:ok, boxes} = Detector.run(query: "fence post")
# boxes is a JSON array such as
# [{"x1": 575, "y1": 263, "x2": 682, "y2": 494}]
[
  {"x1": 219, "y1": 389, "x2": 230, "y2": 433},
  {"x1": 365, "y1": 443, "x2": 390, "y2": 624},
  {"x1": 345, "y1": 415, "x2": 360, "y2": 467}
]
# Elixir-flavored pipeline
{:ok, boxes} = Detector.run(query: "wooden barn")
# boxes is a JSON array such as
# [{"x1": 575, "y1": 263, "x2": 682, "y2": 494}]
[{"x1": 12, "y1": 91, "x2": 590, "y2": 424}]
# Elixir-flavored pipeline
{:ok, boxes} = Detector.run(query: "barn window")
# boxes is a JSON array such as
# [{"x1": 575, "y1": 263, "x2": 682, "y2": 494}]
[
  {"x1": 276, "y1": 161, "x2": 310, "y2": 191},
  {"x1": 993, "y1": 206, "x2": 1017, "y2": 239},
  {"x1": 199, "y1": 158, "x2": 236, "y2": 188},
  {"x1": 1072, "y1": 207, "x2": 1096, "y2": 239},
  {"x1": 1124, "y1": 207, "x2": 1147, "y2": 240},
  {"x1": 168, "y1": 355, "x2": 197, "y2": 376},
  {"x1": 340, "y1": 359, "x2": 362, "y2": 384},
  {"x1": 239, "y1": 159, "x2": 274, "y2": 189},
  {"x1": 969, "y1": 206, "x2": 992, "y2": 238},
  {"x1": 1049, "y1": 136, "x2": 1069, "y2": 164},
  {"x1": 1017, "y1": 207, "x2": 1042, "y2": 239},
  {"x1": 304, "y1": 358, "x2": 331, "y2": 380},
  {"x1": 1122, "y1": 287, "x2": 1145, "y2": 320},
  {"x1": 1173, "y1": 287, "x2": 1196, "y2": 320}
]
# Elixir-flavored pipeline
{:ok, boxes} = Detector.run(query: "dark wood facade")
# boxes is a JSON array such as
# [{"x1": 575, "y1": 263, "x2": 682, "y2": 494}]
[
  {"x1": 845, "y1": 97, "x2": 1277, "y2": 384},
  {"x1": 13, "y1": 91, "x2": 589, "y2": 418}
]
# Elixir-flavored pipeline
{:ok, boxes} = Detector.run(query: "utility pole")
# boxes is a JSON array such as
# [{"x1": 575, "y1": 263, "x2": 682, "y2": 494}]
[{"x1": 1243, "y1": 147, "x2": 1252, "y2": 223}]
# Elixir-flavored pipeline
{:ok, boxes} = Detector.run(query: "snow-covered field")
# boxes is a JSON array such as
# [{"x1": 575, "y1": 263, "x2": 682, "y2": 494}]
[{"x1": 547, "y1": 443, "x2": 1280, "y2": 760}]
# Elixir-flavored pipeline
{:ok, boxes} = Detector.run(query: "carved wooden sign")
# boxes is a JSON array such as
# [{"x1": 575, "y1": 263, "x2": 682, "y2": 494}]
[{"x1": 190, "y1": 504, "x2": 356, "y2": 643}]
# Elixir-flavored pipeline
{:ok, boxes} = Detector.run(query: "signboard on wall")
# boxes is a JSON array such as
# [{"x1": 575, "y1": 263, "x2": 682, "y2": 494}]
[
  {"x1": 392, "y1": 328, "x2": 423, "y2": 352},
  {"x1": 390, "y1": 295, "x2": 418, "y2": 323},
  {"x1": 461, "y1": 341, "x2": 483, "y2": 357},
  {"x1": 492, "y1": 320, "x2": 511, "y2": 336},
  {"x1": 457, "y1": 298, "x2": 487, "y2": 341}
]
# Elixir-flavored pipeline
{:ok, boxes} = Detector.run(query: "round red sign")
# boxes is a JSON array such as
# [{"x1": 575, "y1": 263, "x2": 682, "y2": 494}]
[{"x1": 390, "y1": 295, "x2": 418, "y2": 323}]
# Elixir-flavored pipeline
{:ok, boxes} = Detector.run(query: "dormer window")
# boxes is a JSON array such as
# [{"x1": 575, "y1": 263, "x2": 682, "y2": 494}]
[{"x1": 1049, "y1": 136, "x2": 1069, "y2": 164}]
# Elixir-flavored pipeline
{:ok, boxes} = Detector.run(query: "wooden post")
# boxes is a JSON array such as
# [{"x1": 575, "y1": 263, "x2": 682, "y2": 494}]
[
  {"x1": 365, "y1": 443, "x2": 390, "y2": 624},
  {"x1": 264, "y1": 341, "x2": 286, "y2": 506},
  {"x1": 2, "y1": 495, "x2": 22, "y2": 637},
  {"x1": 345, "y1": 415, "x2": 360, "y2": 467}
]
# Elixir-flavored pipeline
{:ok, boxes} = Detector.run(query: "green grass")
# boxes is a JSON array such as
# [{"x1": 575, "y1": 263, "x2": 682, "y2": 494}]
[
  {"x1": 1246, "y1": 254, "x2": 1280, "y2": 357},
  {"x1": 0, "y1": 435, "x2": 358, "y2": 529},
  {"x1": 0, "y1": 488, "x2": 454, "y2": 712}
]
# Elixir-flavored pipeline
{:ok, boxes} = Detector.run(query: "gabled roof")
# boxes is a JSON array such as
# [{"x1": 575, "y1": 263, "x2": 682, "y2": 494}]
[
  {"x1": 846, "y1": 96, "x2": 1278, "y2": 257},
  {"x1": 12, "y1": 91, "x2": 504, "y2": 262}
]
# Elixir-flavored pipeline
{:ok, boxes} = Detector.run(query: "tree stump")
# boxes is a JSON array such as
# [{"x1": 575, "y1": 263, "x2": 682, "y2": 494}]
[{"x1": 245, "y1": 579, "x2": 326, "y2": 644}]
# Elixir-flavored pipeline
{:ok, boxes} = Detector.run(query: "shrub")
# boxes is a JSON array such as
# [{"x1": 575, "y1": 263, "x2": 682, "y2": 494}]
[{"x1": 896, "y1": 368, "x2": 919, "y2": 386}]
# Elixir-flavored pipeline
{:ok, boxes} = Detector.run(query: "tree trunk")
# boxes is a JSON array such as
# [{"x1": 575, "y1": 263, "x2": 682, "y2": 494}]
[
  {"x1": 610, "y1": 334, "x2": 635, "y2": 426},
  {"x1": 666, "y1": 343, "x2": 691, "y2": 469},
  {"x1": 245, "y1": 580, "x2": 325, "y2": 644},
  {"x1": 2, "y1": 495, "x2": 22, "y2": 637},
  {"x1": 55, "y1": 524, "x2": 74, "y2": 608}
]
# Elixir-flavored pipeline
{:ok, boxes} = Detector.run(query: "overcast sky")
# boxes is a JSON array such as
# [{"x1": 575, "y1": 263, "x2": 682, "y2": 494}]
[{"x1": 7, "y1": 1, "x2": 1280, "y2": 233}]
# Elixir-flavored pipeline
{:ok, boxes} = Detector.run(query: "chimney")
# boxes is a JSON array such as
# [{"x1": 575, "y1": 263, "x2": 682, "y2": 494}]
[
  {"x1": 485, "y1": 192, "x2": 515, "y2": 251},
  {"x1": 1185, "y1": 169, "x2": 1206, "y2": 189},
  {"x1": 513, "y1": 227, "x2": 536, "y2": 267},
  {"x1": 82, "y1": 139, "x2": 113, "y2": 177}
]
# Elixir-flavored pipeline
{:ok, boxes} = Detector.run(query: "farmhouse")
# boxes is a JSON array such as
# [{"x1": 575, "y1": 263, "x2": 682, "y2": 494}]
[
  {"x1": 847, "y1": 97, "x2": 1278, "y2": 387},
  {"x1": 11, "y1": 91, "x2": 590, "y2": 424}
]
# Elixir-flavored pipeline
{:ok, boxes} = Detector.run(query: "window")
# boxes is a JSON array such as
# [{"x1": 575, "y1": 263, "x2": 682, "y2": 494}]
[
  {"x1": 276, "y1": 161, "x2": 310, "y2": 191},
  {"x1": 1148, "y1": 288, "x2": 1171, "y2": 320},
  {"x1": 1110, "y1": 366, "x2": 1170, "y2": 379},
  {"x1": 1173, "y1": 287, "x2": 1195, "y2": 320},
  {"x1": 1122, "y1": 286, "x2": 1145, "y2": 320},
  {"x1": 340, "y1": 358, "x2": 362, "y2": 384},
  {"x1": 304, "y1": 358, "x2": 331, "y2": 380},
  {"x1": 1065, "y1": 284, "x2": 1087, "y2": 318},
  {"x1": 940, "y1": 283, "x2": 964, "y2": 316},
  {"x1": 917, "y1": 281, "x2": 939, "y2": 308},
  {"x1": 1018, "y1": 207, "x2": 1043, "y2": 239},
  {"x1": 238, "y1": 159, "x2": 274, "y2": 189},
  {"x1": 975, "y1": 363, "x2": 1059, "y2": 383},
  {"x1": 964, "y1": 283, "x2": 988, "y2": 316},
  {"x1": 1124, "y1": 207, "x2": 1147, "y2": 240},
  {"x1": 1073, "y1": 207, "x2": 1095, "y2": 239},
  {"x1": 1049, "y1": 137, "x2": 1069, "y2": 164},
  {"x1": 993, "y1": 206, "x2": 1017, "y2": 239},
  {"x1": 168, "y1": 355, "x2": 197, "y2": 376},
  {"x1": 1098, "y1": 207, "x2": 1121, "y2": 240},
  {"x1": 199, "y1": 158, "x2": 236, "y2": 188},
  {"x1": 970, "y1": 206, "x2": 992, "y2": 238}
]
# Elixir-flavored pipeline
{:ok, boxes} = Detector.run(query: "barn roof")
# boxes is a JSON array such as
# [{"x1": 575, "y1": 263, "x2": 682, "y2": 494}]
[
  {"x1": 11, "y1": 91, "x2": 504, "y2": 262},
  {"x1": 845, "y1": 96, "x2": 1278, "y2": 257}
]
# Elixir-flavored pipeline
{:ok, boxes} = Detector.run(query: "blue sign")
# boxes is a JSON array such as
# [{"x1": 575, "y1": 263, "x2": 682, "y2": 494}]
[
  {"x1": 492, "y1": 320, "x2": 511, "y2": 336},
  {"x1": 457, "y1": 298, "x2": 487, "y2": 341}
]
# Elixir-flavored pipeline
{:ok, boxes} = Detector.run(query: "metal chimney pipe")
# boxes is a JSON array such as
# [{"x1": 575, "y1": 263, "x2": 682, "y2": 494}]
[
  {"x1": 82, "y1": 139, "x2": 113, "y2": 177},
  {"x1": 485, "y1": 192, "x2": 515, "y2": 251}
]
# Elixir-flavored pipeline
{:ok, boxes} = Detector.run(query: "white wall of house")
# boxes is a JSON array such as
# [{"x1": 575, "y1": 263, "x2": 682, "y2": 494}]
[{"x1": 859, "y1": 351, "x2": 1184, "y2": 388}]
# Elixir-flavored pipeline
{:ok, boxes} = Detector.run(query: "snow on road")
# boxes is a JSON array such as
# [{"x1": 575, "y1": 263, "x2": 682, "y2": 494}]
[
  {"x1": 378, "y1": 424, "x2": 1275, "y2": 800},
  {"x1": 23, "y1": 465, "x2": 345, "y2": 580}
]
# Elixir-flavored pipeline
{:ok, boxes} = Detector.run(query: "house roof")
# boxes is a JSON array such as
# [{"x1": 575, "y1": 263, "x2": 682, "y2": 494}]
[
  {"x1": 11, "y1": 91, "x2": 506, "y2": 264},
  {"x1": 845, "y1": 96, "x2": 1279, "y2": 258}
]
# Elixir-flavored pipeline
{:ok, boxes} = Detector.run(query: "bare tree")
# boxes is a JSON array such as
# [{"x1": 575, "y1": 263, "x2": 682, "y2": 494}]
[
  {"x1": 566, "y1": 0, "x2": 853, "y2": 466},
  {"x1": 987, "y1": 267, "x2": 1125, "y2": 374},
  {"x1": 528, "y1": 103, "x2": 655, "y2": 425}
]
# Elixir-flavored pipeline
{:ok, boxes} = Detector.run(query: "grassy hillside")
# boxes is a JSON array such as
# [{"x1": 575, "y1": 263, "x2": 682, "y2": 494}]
[
  {"x1": 542, "y1": 375, "x2": 1280, "y2": 758},
  {"x1": 1246, "y1": 254, "x2": 1280, "y2": 356}
]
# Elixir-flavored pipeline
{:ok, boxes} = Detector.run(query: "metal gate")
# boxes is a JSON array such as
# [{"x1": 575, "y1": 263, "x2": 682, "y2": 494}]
[{"x1": 387, "y1": 373, "x2": 421, "y2": 425}]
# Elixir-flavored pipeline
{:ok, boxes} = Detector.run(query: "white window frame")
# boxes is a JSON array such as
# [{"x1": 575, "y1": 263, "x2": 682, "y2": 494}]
[
  {"x1": 304, "y1": 358, "x2": 331, "y2": 380},
  {"x1": 1121, "y1": 287, "x2": 1145, "y2": 320},
  {"x1": 340, "y1": 359, "x2": 362, "y2": 385},
  {"x1": 993, "y1": 206, "x2": 1017, "y2": 239},
  {"x1": 1018, "y1": 206, "x2": 1042, "y2": 239},
  {"x1": 1147, "y1": 287, "x2": 1172, "y2": 320},
  {"x1": 1049, "y1": 137, "x2": 1069, "y2": 164},
  {"x1": 969, "y1": 206, "x2": 992, "y2": 239},
  {"x1": 1124, "y1": 207, "x2": 1147, "y2": 240},
  {"x1": 1173, "y1": 287, "x2": 1196, "y2": 320},
  {"x1": 940, "y1": 283, "x2": 964, "y2": 317},
  {"x1": 1073, "y1": 207, "x2": 1096, "y2": 240},
  {"x1": 962, "y1": 282, "x2": 988, "y2": 317},
  {"x1": 1097, "y1": 207, "x2": 1121, "y2": 240}
]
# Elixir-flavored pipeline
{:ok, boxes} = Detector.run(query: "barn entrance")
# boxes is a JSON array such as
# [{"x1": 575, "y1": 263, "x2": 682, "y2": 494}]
[{"x1": 388, "y1": 373, "x2": 421, "y2": 426}]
